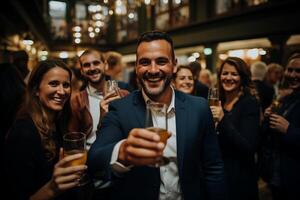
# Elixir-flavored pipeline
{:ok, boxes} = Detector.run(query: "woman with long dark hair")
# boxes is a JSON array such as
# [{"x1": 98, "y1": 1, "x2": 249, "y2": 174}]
[
  {"x1": 4, "y1": 60, "x2": 87, "y2": 200},
  {"x1": 210, "y1": 57, "x2": 260, "y2": 200}
]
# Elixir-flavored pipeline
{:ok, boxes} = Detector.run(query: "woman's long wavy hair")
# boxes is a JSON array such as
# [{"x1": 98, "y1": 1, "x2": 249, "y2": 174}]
[
  {"x1": 18, "y1": 60, "x2": 72, "y2": 161},
  {"x1": 218, "y1": 57, "x2": 258, "y2": 103}
]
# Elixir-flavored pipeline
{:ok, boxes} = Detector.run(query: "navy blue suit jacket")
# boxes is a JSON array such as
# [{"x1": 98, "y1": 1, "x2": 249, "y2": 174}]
[{"x1": 88, "y1": 90, "x2": 226, "y2": 200}]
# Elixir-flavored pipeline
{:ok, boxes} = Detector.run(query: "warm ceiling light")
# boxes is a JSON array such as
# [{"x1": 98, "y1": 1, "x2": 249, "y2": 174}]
[
  {"x1": 144, "y1": 0, "x2": 151, "y2": 5},
  {"x1": 128, "y1": 12, "x2": 134, "y2": 19},
  {"x1": 109, "y1": 10, "x2": 114, "y2": 15},
  {"x1": 74, "y1": 38, "x2": 81, "y2": 44},
  {"x1": 73, "y1": 32, "x2": 81, "y2": 38},
  {"x1": 88, "y1": 27, "x2": 94, "y2": 32},
  {"x1": 204, "y1": 48, "x2": 212, "y2": 55},
  {"x1": 95, "y1": 27, "x2": 100, "y2": 33},
  {"x1": 192, "y1": 52, "x2": 200, "y2": 58},
  {"x1": 23, "y1": 39, "x2": 34, "y2": 46},
  {"x1": 175, "y1": 0, "x2": 181, "y2": 4},
  {"x1": 89, "y1": 32, "x2": 95, "y2": 38},
  {"x1": 59, "y1": 51, "x2": 69, "y2": 58},
  {"x1": 95, "y1": 21, "x2": 104, "y2": 27},
  {"x1": 73, "y1": 26, "x2": 81, "y2": 32}
]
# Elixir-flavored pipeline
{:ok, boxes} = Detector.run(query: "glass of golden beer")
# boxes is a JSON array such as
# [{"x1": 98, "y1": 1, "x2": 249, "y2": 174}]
[
  {"x1": 145, "y1": 102, "x2": 171, "y2": 166},
  {"x1": 63, "y1": 132, "x2": 88, "y2": 186},
  {"x1": 208, "y1": 87, "x2": 219, "y2": 122}
]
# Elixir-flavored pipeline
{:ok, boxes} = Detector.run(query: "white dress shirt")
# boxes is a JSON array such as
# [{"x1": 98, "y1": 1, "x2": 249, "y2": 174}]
[
  {"x1": 86, "y1": 84, "x2": 103, "y2": 150},
  {"x1": 110, "y1": 88, "x2": 182, "y2": 200}
]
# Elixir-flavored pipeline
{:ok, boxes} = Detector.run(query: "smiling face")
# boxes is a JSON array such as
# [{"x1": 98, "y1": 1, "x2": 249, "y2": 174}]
[
  {"x1": 37, "y1": 67, "x2": 71, "y2": 112},
  {"x1": 136, "y1": 39, "x2": 176, "y2": 100},
  {"x1": 220, "y1": 63, "x2": 241, "y2": 94},
  {"x1": 80, "y1": 51, "x2": 105, "y2": 84},
  {"x1": 174, "y1": 68, "x2": 194, "y2": 94},
  {"x1": 285, "y1": 58, "x2": 300, "y2": 90}
]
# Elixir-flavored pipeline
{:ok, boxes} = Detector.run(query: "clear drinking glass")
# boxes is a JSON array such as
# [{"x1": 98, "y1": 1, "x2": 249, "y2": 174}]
[
  {"x1": 208, "y1": 87, "x2": 219, "y2": 122},
  {"x1": 63, "y1": 132, "x2": 88, "y2": 186},
  {"x1": 145, "y1": 102, "x2": 170, "y2": 166},
  {"x1": 104, "y1": 80, "x2": 121, "y2": 98}
]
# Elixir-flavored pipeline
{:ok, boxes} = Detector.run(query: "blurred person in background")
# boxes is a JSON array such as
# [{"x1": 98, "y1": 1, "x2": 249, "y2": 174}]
[
  {"x1": 210, "y1": 57, "x2": 260, "y2": 200},
  {"x1": 0, "y1": 63, "x2": 25, "y2": 195},
  {"x1": 0, "y1": 63, "x2": 25, "y2": 147},
  {"x1": 265, "y1": 63, "x2": 284, "y2": 97},
  {"x1": 11, "y1": 50, "x2": 30, "y2": 83},
  {"x1": 104, "y1": 51, "x2": 131, "y2": 91},
  {"x1": 69, "y1": 56, "x2": 87, "y2": 94},
  {"x1": 198, "y1": 68, "x2": 213, "y2": 88},
  {"x1": 251, "y1": 61, "x2": 275, "y2": 112},
  {"x1": 104, "y1": 51, "x2": 123, "y2": 81},
  {"x1": 189, "y1": 61, "x2": 209, "y2": 98},
  {"x1": 261, "y1": 53, "x2": 300, "y2": 200},
  {"x1": 173, "y1": 65, "x2": 195, "y2": 94},
  {"x1": 4, "y1": 60, "x2": 86, "y2": 200}
]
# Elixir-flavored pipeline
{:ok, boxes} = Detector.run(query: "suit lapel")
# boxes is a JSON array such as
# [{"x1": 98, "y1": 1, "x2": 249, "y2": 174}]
[
  {"x1": 174, "y1": 91, "x2": 187, "y2": 174},
  {"x1": 133, "y1": 91, "x2": 147, "y2": 128}
]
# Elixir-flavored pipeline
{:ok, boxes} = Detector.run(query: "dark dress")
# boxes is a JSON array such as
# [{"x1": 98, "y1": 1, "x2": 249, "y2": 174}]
[
  {"x1": 217, "y1": 94, "x2": 260, "y2": 200},
  {"x1": 4, "y1": 117, "x2": 79, "y2": 200},
  {"x1": 261, "y1": 89, "x2": 300, "y2": 200}
]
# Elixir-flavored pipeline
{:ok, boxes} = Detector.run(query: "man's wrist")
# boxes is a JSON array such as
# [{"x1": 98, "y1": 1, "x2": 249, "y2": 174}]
[{"x1": 117, "y1": 140, "x2": 130, "y2": 166}]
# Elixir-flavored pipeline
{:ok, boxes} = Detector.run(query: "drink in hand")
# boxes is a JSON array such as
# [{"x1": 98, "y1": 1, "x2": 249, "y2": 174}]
[
  {"x1": 146, "y1": 127, "x2": 170, "y2": 144},
  {"x1": 64, "y1": 150, "x2": 87, "y2": 167},
  {"x1": 209, "y1": 98, "x2": 219, "y2": 106}
]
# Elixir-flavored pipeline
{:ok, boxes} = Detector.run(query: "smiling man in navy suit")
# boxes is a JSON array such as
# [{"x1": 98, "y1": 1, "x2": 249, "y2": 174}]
[{"x1": 88, "y1": 31, "x2": 227, "y2": 200}]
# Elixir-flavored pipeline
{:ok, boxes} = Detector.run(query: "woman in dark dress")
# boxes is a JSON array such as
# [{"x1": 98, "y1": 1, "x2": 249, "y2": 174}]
[
  {"x1": 262, "y1": 53, "x2": 300, "y2": 200},
  {"x1": 210, "y1": 57, "x2": 260, "y2": 200},
  {"x1": 4, "y1": 60, "x2": 87, "y2": 200}
]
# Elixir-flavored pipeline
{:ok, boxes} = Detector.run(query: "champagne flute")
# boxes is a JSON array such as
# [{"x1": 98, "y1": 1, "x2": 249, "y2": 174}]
[
  {"x1": 63, "y1": 132, "x2": 89, "y2": 186},
  {"x1": 145, "y1": 102, "x2": 170, "y2": 166},
  {"x1": 208, "y1": 87, "x2": 219, "y2": 122},
  {"x1": 271, "y1": 96, "x2": 280, "y2": 114}
]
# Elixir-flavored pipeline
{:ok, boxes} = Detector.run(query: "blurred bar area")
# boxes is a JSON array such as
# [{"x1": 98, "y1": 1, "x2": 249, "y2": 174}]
[{"x1": 0, "y1": 0, "x2": 299, "y2": 75}]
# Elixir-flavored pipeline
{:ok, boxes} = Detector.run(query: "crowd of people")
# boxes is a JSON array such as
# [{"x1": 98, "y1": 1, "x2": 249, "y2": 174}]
[{"x1": 1, "y1": 31, "x2": 299, "y2": 200}]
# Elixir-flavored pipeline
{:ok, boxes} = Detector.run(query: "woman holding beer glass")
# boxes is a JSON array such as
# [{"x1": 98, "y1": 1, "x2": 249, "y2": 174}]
[
  {"x1": 4, "y1": 60, "x2": 87, "y2": 200},
  {"x1": 209, "y1": 57, "x2": 260, "y2": 200}
]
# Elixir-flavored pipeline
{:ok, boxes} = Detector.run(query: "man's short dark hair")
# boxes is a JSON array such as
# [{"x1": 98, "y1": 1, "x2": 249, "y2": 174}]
[
  {"x1": 136, "y1": 30, "x2": 175, "y2": 62},
  {"x1": 79, "y1": 49, "x2": 105, "y2": 67}
]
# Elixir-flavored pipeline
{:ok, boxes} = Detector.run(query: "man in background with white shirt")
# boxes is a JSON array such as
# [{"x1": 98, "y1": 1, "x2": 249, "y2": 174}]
[{"x1": 88, "y1": 31, "x2": 227, "y2": 200}]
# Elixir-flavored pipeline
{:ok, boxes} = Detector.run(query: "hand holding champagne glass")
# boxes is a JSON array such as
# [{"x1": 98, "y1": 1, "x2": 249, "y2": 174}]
[
  {"x1": 145, "y1": 102, "x2": 171, "y2": 166},
  {"x1": 208, "y1": 87, "x2": 220, "y2": 122}
]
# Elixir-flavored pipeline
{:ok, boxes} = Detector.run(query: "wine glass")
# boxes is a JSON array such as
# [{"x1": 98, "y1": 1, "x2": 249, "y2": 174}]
[
  {"x1": 145, "y1": 102, "x2": 170, "y2": 166},
  {"x1": 63, "y1": 132, "x2": 89, "y2": 186},
  {"x1": 208, "y1": 87, "x2": 219, "y2": 122}
]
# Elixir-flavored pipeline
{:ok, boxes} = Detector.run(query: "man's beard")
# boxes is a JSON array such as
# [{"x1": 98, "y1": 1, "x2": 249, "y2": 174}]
[
  {"x1": 86, "y1": 69, "x2": 104, "y2": 84},
  {"x1": 138, "y1": 71, "x2": 172, "y2": 99}
]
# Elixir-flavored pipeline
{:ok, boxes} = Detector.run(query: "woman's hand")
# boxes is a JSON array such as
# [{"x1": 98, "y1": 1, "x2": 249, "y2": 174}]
[
  {"x1": 264, "y1": 107, "x2": 272, "y2": 118},
  {"x1": 210, "y1": 101, "x2": 224, "y2": 123},
  {"x1": 30, "y1": 149, "x2": 87, "y2": 200},
  {"x1": 49, "y1": 149, "x2": 87, "y2": 196},
  {"x1": 269, "y1": 114, "x2": 290, "y2": 134}
]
